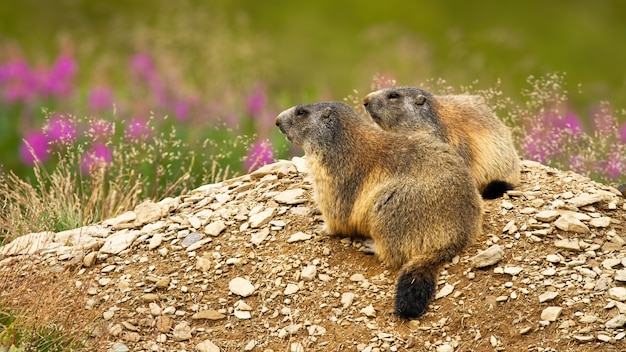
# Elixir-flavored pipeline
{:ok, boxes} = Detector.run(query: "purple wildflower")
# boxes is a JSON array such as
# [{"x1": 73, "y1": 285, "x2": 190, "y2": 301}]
[
  {"x1": 81, "y1": 143, "x2": 113, "y2": 174},
  {"x1": 130, "y1": 53, "x2": 156, "y2": 81},
  {"x1": 19, "y1": 131, "x2": 50, "y2": 166},
  {"x1": 2, "y1": 59, "x2": 37, "y2": 103},
  {"x1": 244, "y1": 139, "x2": 275, "y2": 171},
  {"x1": 40, "y1": 54, "x2": 77, "y2": 98},
  {"x1": 45, "y1": 114, "x2": 77, "y2": 143},
  {"x1": 125, "y1": 117, "x2": 152, "y2": 141},
  {"x1": 604, "y1": 152, "x2": 623, "y2": 180},
  {"x1": 88, "y1": 86, "x2": 114, "y2": 110},
  {"x1": 246, "y1": 87, "x2": 267, "y2": 117},
  {"x1": 619, "y1": 123, "x2": 626, "y2": 143}
]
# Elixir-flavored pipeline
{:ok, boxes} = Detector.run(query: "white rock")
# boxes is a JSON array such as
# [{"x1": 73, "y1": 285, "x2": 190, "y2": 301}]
[
  {"x1": 300, "y1": 265, "x2": 317, "y2": 281},
  {"x1": 0, "y1": 231, "x2": 55, "y2": 256},
  {"x1": 535, "y1": 210, "x2": 560, "y2": 222},
  {"x1": 541, "y1": 306, "x2": 562, "y2": 321},
  {"x1": 249, "y1": 208, "x2": 276, "y2": 228},
  {"x1": 204, "y1": 220, "x2": 227, "y2": 237},
  {"x1": 287, "y1": 231, "x2": 312, "y2": 243},
  {"x1": 187, "y1": 216, "x2": 202, "y2": 229},
  {"x1": 470, "y1": 245, "x2": 505, "y2": 268},
  {"x1": 148, "y1": 233, "x2": 163, "y2": 250},
  {"x1": 554, "y1": 239, "x2": 581, "y2": 251},
  {"x1": 99, "y1": 230, "x2": 138, "y2": 255},
  {"x1": 290, "y1": 343, "x2": 304, "y2": 352},
  {"x1": 360, "y1": 304, "x2": 376, "y2": 317},
  {"x1": 134, "y1": 200, "x2": 166, "y2": 226},
  {"x1": 435, "y1": 284, "x2": 454, "y2": 299},
  {"x1": 234, "y1": 310, "x2": 251, "y2": 319},
  {"x1": 291, "y1": 156, "x2": 308, "y2": 173},
  {"x1": 589, "y1": 216, "x2": 611, "y2": 228},
  {"x1": 605, "y1": 314, "x2": 626, "y2": 328},
  {"x1": 608, "y1": 287, "x2": 626, "y2": 302},
  {"x1": 602, "y1": 258, "x2": 621, "y2": 269},
  {"x1": 229, "y1": 277, "x2": 255, "y2": 297},
  {"x1": 436, "y1": 344, "x2": 454, "y2": 352},
  {"x1": 350, "y1": 273, "x2": 365, "y2": 282},
  {"x1": 274, "y1": 188, "x2": 307, "y2": 204},
  {"x1": 284, "y1": 283, "x2": 299, "y2": 295},
  {"x1": 102, "y1": 211, "x2": 137, "y2": 229},
  {"x1": 554, "y1": 214, "x2": 590, "y2": 234},
  {"x1": 567, "y1": 193, "x2": 606, "y2": 207},
  {"x1": 195, "y1": 339, "x2": 220, "y2": 352},
  {"x1": 504, "y1": 266, "x2": 523, "y2": 275},
  {"x1": 539, "y1": 291, "x2": 559, "y2": 303},
  {"x1": 244, "y1": 340, "x2": 256, "y2": 351},
  {"x1": 172, "y1": 321, "x2": 192, "y2": 341},
  {"x1": 616, "y1": 270, "x2": 626, "y2": 282},
  {"x1": 250, "y1": 228, "x2": 270, "y2": 245},
  {"x1": 341, "y1": 292, "x2": 355, "y2": 308},
  {"x1": 546, "y1": 254, "x2": 561, "y2": 263}
]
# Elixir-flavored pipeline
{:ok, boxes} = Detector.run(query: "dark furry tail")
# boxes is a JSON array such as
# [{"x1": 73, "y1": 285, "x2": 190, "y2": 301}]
[
  {"x1": 394, "y1": 257, "x2": 441, "y2": 319},
  {"x1": 481, "y1": 180, "x2": 515, "y2": 199}
]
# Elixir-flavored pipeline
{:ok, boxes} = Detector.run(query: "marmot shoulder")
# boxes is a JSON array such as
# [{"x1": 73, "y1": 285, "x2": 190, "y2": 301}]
[
  {"x1": 363, "y1": 86, "x2": 520, "y2": 199},
  {"x1": 276, "y1": 101, "x2": 482, "y2": 318}
]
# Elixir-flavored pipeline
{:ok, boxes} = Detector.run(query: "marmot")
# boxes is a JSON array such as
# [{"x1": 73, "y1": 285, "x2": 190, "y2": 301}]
[
  {"x1": 275, "y1": 102, "x2": 482, "y2": 319},
  {"x1": 363, "y1": 86, "x2": 520, "y2": 199}
]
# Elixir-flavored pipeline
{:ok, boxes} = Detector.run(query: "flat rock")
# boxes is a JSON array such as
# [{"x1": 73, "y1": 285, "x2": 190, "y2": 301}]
[
  {"x1": 99, "y1": 230, "x2": 138, "y2": 255},
  {"x1": 541, "y1": 306, "x2": 562, "y2": 321},
  {"x1": 554, "y1": 214, "x2": 590, "y2": 234},
  {"x1": 341, "y1": 292, "x2": 355, "y2": 308},
  {"x1": 102, "y1": 211, "x2": 137, "y2": 229},
  {"x1": 360, "y1": 304, "x2": 376, "y2": 317},
  {"x1": 182, "y1": 232, "x2": 205, "y2": 248},
  {"x1": 274, "y1": 188, "x2": 307, "y2": 205},
  {"x1": 250, "y1": 228, "x2": 270, "y2": 245},
  {"x1": 554, "y1": 239, "x2": 581, "y2": 251},
  {"x1": 172, "y1": 321, "x2": 192, "y2": 341},
  {"x1": 204, "y1": 220, "x2": 227, "y2": 237},
  {"x1": 535, "y1": 210, "x2": 560, "y2": 222},
  {"x1": 0, "y1": 231, "x2": 55, "y2": 257},
  {"x1": 605, "y1": 314, "x2": 626, "y2": 328},
  {"x1": 196, "y1": 339, "x2": 220, "y2": 352},
  {"x1": 300, "y1": 265, "x2": 317, "y2": 281},
  {"x1": 284, "y1": 283, "x2": 299, "y2": 295},
  {"x1": 287, "y1": 231, "x2": 311, "y2": 243},
  {"x1": 567, "y1": 193, "x2": 606, "y2": 207},
  {"x1": 539, "y1": 291, "x2": 559, "y2": 303},
  {"x1": 435, "y1": 284, "x2": 454, "y2": 299},
  {"x1": 470, "y1": 245, "x2": 505, "y2": 268},
  {"x1": 608, "y1": 287, "x2": 626, "y2": 301},
  {"x1": 249, "y1": 208, "x2": 276, "y2": 228},
  {"x1": 589, "y1": 216, "x2": 612, "y2": 228},
  {"x1": 229, "y1": 277, "x2": 255, "y2": 297}
]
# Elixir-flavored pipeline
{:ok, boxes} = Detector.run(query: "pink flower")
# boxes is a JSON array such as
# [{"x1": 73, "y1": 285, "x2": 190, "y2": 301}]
[
  {"x1": 243, "y1": 139, "x2": 275, "y2": 171},
  {"x1": 40, "y1": 54, "x2": 77, "y2": 98},
  {"x1": 46, "y1": 114, "x2": 77, "y2": 143},
  {"x1": 246, "y1": 88, "x2": 266, "y2": 117},
  {"x1": 619, "y1": 123, "x2": 626, "y2": 143},
  {"x1": 130, "y1": 53, "x2": 156, "y2": 82},
  {"x1": 19, "y1": 131, "x2": 50, "y2": 166},
  {"x1": 81, "y1": 143, "x2": 113, "y2": 174},
  {"x1": 1, "y1": 59, "x2": 37, "y2": 102},
  {"x1": 125, "y1": 117, "x2": 151, "y2": 141},
  {"x1": 88, "y1": 86, "x2": 114, "y2": 110},
  {"x1": 88, "y1": 118, "x2": 115, "y2": 141}
]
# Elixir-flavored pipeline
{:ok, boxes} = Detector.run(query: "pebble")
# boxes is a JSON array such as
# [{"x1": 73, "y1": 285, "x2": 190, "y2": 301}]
[
  {"x1": 300, "y1": 265, "x2": 317, "y2": 281},
  {"x1": 567, "y1": 193, "x2": 605, "y2": 207},
  {"x1": 554, "y1": 239, "x2": 581, "y2": 251},
  {"x1": 538, "y1": 291, "x2": 558, "y2": 303},
  {"x1": 182, "y1": 232, "x2": 204, "y2": 248},
  {"x1": 535, "y1": 210, "x2": 560, "y2": 222},
  {"x1": 608, "y1": 287, "x2": 626, "y2": 302},
  {"x1": 172, "y1": 321, "x2": 192, "y2": 341},
  {"x1": 360, "y1": 304, "x2": 376, "y2": 317},
  {"x1": 229, "y1": 277, "x2": 255, "y2": 297},
  {"x1": 284, "y1": 283, "x2": 299, "y2": 295},
  {"x1": 192, "y1": 310, "x2": 226, "y2": 320},
  {"x1": 435, "y1": 284, "x2": 454, "y2": 299},
  {"x1": 274, "y1": 188, "x2": 307, "y2": 204},
  {"x1": 554, "y1": 214, "x2": 590, "y2": 234},
  {"x1": 250, "y1": 228, "x2": 270, "y2": 245},
  {"x1": 195, "y1": 339, "x2": 220, "y2": 352},
  {"x1": 350, "y1": 273, "x2": 365, "y2": 282},
  {"x1": 249, "y1": 208, "x2": 276, "y2": 228},
  {"x1": 436, "y1": 344, "x2": 454, "y2": 352},
  {"x1": 541, "y1": 307, "x2": 562, "y2": 322},
  {"x1": 341, "y1": 292, "x2": 355, "y2": 308},
  {"x1": 605, "y1": 314, "x2": 626, "y2": 328},
  {"x1": 589, "y1": 216, "x2": 611, "y2": 228},
  {"x1": 470, "y1": 245, "x2": 505, "y2": 268},
  {"x1": 287, "y1": 231, "x2": 312, "y2": 243},
  {"x1": 204, "y1": 220, "x2": 227, "y2": 236}
]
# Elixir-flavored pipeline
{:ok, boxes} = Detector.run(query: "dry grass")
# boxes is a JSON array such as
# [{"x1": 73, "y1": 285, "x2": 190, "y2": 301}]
[{"x1": 0, "y1": 257, "x2": 104, "y2": 351}]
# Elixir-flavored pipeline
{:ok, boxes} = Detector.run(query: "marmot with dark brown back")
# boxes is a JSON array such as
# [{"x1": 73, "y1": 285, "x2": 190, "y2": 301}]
[
  {"x1": 275, "y1": 101, "x2": 482, "y2": 319},
  {"x1": 363, "y1": 86, "x2": 520, "y2": 199}
]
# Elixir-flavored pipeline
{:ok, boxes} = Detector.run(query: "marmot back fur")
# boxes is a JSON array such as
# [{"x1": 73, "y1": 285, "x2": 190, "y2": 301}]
[
  {"x1": 363, "y1": 86, "x2": 520, "y2": 199},
  {"x1": 276, "y1": 102, "x2": 482, "y2": 318}
]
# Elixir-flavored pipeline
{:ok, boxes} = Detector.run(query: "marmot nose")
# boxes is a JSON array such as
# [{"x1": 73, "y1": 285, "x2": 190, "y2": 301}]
[{"x1": 363, "y1": 96, "x2": 370, "y2": 108}]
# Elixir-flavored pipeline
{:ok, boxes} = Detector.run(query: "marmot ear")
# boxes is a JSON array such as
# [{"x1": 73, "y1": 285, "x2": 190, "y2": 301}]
[
  {"x1": 321, "y1": 107, "x2": 332, "y2": 119},
  {"x1": 415, "y1": 95, "x2": 426, "y2": 106}
]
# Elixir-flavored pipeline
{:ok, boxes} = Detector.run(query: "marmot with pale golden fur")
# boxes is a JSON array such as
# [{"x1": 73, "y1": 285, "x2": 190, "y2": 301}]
[
  {"x1": 276, "y1": 101, "x2": 482, "y2": 319},
  {"x1": 363, "y1": 86, "x2": 520, "y2": 199}
]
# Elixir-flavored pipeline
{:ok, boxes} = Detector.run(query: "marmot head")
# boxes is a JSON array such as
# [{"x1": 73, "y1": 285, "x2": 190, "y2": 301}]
[
  {"x1": 276, "y1": 102, "x2": 358, "y2": 153},
  {"x1": 363, "y1": 86, "x2": 439, "y2": 131}
]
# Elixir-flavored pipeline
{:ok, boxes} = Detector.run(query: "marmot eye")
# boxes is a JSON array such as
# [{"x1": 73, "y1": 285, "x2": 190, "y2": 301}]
[
  {"x1": 387, "y1": 92, "x2": 400, "y2": 99},
  {"x1": 295, "y1": 108, "x2": 306, "y2": 116}
]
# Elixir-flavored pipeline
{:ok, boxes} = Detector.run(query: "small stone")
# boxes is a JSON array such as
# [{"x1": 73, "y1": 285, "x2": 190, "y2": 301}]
[
  {"x1": 102, "y1": 211, "x2": 136, "y2": 229},
  {"x1": 148, "y1": 233, "x2": 163, "y2": 250},
  {"x1": 244, "y1": 340, "x2": 257, "y2": 351},
  {"x1": 204, "y1": 220, "x2": 227, "y2": 237},
  {"x1": 535, "y1": 210, "x2": 560, "y2": 222},
  {"x1": 172, "y1": 321, "x2": 192, "y2": 341},
  {"x1": 597, "y1": 334, "x2": 612, "y2": 343},
  {"x1": 300, "y1": 265, "x2": 317, "y2": 281},
  {"x1": 250, "y1": 228, "x2": 270, "y2": 245},
  {"x1": 149, "y1": 302, "x2": 162, "y2": 316},
  {"x1": 360, "y1": 304, "x2": 376, "y2": 317},
  {"x1": 229, "y1": 277, "x2": 255, "y2": 297},
  {"x1": 182, "y1": 232, "x2": 204, "y2": 248},
  {"x1": 103, "y1": 310, "x2": 115, "y2": 320},
  {"x1": 99, "y1": 230, "x2": 138, "y2": 255},
  {"x1": 192, "y1": 309, "x2": 226, "y2": 320},
  {"x1": 554, "y1": 214, "x2": 590, "y2": 234},
  {"x1": 290, "y1": 342, "x2": 305, "y2": 352},
  {"x1": 436, "y1": 344, "x2": 454, "y2": 352},
  {"x1": 188, "y1": 216, "x2": 202, "y2": 229},
  {"x1": 501, "y1": 200, "x2": 514, "y2": 209},
  {"x1": 83, "y1": 252, "x2": 97, "y2": 267},
  {"x1": 350, "y1": 273, "x2": 365, "y2": 282},
  {"x1": 554, "y1": 239, "x2": 581, "y2": 251},
  {"x1": 195, "y1": 339, "x2": 220, "y2": 352},
  {"x1": 616, "y1": 270, "x2": 626, "y2": 282},
  {"x1": 287, "y1": 231, "x2": 312, "y2": 243},
  {"x1": 234, "y1": 310, "x2": 252, "y2": 319},
  {"x1": 471, "y1": 245, "x2": 505, "y2": 268},
  {"x1": 541, "y1": 306, "x2": 563, "y2": 321},
  {"x1": 156, "y1": 315, "x2": 173, "y2": 333},
  {"x1": 143, "y1": 293, "x2": 158, "y2": 302},
  {"x1": 134, "y1": 200, "x2": 166, "y2": 226},
  {"x1": 589, "y1": 216, "x2": 612, "y2": 228},
  {"x1": 108, "y1": 342, "x2": 130, "y2": 352},
  {"x1": 546, "y1": 254, "x2": 561, "y2": 263},
  {"x1": 573, "y1": 335, "x2": 595, "y2": 342},
  {"x1": 435, "y1": 284, "x2": 454, "y2": 299},
  {"x1": 605, "y1": 314, "x2": 626, "y2": 328},
  {"x1": 539, "y1": 291, "x2": 558, "y2": 303},
  {"x1": 274, "y1": 188, "x2": 307, "y2": 204},
  {"x1": 156, "y1": 277, "x2": 171, "y2": 288},
  {"x1": 249, "y1": 208, "x2": 276, "y2": 228},
  {"x1": 608, "y1": 287, "x2": 626, "y2": 302},
  {"x1": 284, "y1": 283, "x2": 299, "y2": 295},
  {"x1": 504, "y1": 266, "x2": 523, "y2": 275},
  {"x1": 567, "y1": 193, "x2": 605, "y2": 207},
  {"x1": 341, "y1": 292, "x2": 355, "y2": 308}
]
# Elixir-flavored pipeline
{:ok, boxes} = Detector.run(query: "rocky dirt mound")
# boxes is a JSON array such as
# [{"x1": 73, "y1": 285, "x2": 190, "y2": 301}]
[{"x1": 1, "y1": 158, "x2": 626, "y2": 352}]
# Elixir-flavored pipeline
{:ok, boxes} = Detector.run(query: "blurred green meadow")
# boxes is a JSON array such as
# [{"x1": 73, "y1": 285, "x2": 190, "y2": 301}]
[{"x1": 0, "y1": 0, "x2": 625, "y2": 238}]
